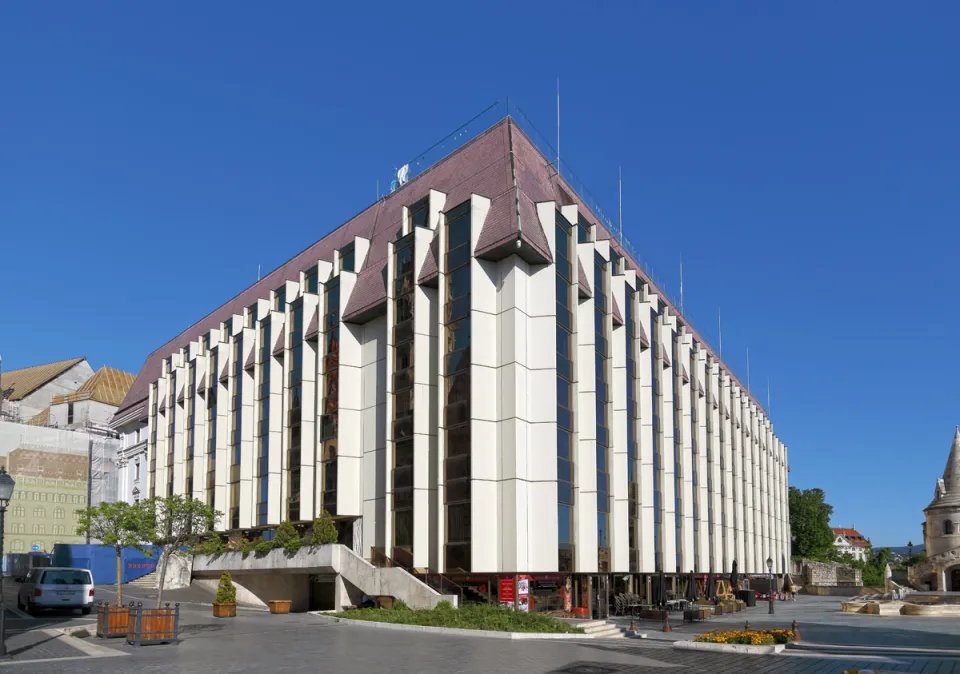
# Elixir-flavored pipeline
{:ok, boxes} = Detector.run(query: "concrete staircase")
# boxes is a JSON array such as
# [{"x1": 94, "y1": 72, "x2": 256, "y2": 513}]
[
  {"x1": 127, "y1": 571, "x2": 157, "y2": 589},
  {"x1": 578, "y1": 619, "x2": 629, "y2": 639}
]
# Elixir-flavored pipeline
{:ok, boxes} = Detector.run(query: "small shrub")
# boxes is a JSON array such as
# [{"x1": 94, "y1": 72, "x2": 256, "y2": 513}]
[
  {"x1": 309, "y1": 510, "x2": 339, "y2": 546},
  {"x1": 274, "y1": 521, "x2": 302, "y2": 553},
  {"x1": 695, "y1": 629, "x2": 790, "y2": 646},
  {"x1": 192, "y1": 536, "x2": 225, "y2": 556},
  {"x1": 216, "y1": 572, "x2": 237, "y2": 604},
  {"x1": 240, "y1": 538, "x2": 260, "y2": 557},
  {"x1": 392, "y1": 599, "x2": 410, "y2": 611},
  {"x1": 254, "y1": 539, "x2": 274, "y2": 554},
  {"x1": 334, "y1": 603, "x2": 583, "y2": 633},
  {"x1": 434, "y1": 600, "x2": 454, "y2": 611}
]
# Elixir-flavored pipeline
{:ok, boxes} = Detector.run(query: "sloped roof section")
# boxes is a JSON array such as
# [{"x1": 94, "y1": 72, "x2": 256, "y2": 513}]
[
  {"x1": 1, "y1": 357, "x2": 86, "y2": 402},
  {"x1": 304, "y1": 309, "x2": 320, "y2": 341},
  {"x1": 51, "y1": 366, "x2": 135, "y2": 407},
  {"x1": 578, "y1": 258, "x2": 592, "y2": 298},
  {"x1": 928, "y1": 427, "x2": 960, "y2": 509},
  {"x1": 417, "y1": 229, "x2": 440, "y2": 285},
  {"x1": 611, "y1": 296, "x2": 624, "y2": 327},
  {"x1": 26, "y1": 408, "x2": 50, "y2": 426}
]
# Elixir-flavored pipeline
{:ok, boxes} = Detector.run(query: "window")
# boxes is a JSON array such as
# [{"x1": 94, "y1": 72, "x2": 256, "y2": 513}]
[
  {"x1": 67, "y1": 403, "x2": 75, "y2": 425},
  {"x1": 135, "y1": 460, "x2": 140, "y2": 481},
  {"x1": 32, "y1": 524, "x2": 44, "y2": 535},
  {"x1": 54, "y1": 507, "x2": 64, "y2": 519},
  {"x1": 304, "y1": 266, "x2": 319, "y2": 294},
  {"x1": 408, "y1": 196, "x2": 429, "y2": 230},
  {"x1": 33, "y1": 507, "x2": 45, "y2": 518},
  {"x1": 12, "y1": 506, "x2": 23, "y2": 518},
  {"x1": 340, "y1": 243, "x2": 355, "y2": 273},
  {"x1": 11, "y1": 541, "x2": 23, "y2": 552},
  {"x1": 946, "y1": 520, "x2": 955, "y2": 536},
  {"x1": 11, "y1": 524, "x2": 23, "y2": 534},
  {"x1": 274, "y1": 286, "x2": 286, "y2": 311}
]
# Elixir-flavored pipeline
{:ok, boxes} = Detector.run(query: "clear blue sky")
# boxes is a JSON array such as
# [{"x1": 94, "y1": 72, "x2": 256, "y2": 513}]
[{"x1": 2, "y1": 2, "x2": 957, "y2": 547}]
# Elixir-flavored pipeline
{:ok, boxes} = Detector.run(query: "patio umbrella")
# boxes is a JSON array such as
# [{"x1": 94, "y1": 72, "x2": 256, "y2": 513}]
[
  {"x1": 705, "y1": 571, "x2": 716, "y2": 600},
  {"x1": 686, "y1": 570, "x2": 698, "y2": 602},
  {"x1": 730, "y1": 559, "x2": 739, "y2": 595},
  {"x1": 656, "y1": 569, "x2": 667, "y2": 607}
]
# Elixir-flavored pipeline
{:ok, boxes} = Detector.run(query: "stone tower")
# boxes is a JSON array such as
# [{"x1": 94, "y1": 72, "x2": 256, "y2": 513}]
[{"x1": 917, "y1": 428, "x2": 960, "y2": 590}]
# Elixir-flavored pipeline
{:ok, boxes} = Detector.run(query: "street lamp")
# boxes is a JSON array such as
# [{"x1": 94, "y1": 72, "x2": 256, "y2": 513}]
[
  {"x1": 766, "y1": 557, "x2": 774, "y2": 615},
  {"x1": 0, "y1": 467, "x2": 15, "y2": 658},
  {"x1": 907, "y1": 541, "x2": 913, "y2": 565}
]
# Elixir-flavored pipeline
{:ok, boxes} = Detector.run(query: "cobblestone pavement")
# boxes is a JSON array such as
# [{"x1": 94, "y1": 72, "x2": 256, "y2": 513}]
[
  {"x1": 1, "y1": 628, "x2": 87, "y2": 662},
  {"x1": 619, "y1": 595, "x2": 960, "y2": 650},
  {"x1": 10, "y1": 607, "x2": 960, "y2": 674}
]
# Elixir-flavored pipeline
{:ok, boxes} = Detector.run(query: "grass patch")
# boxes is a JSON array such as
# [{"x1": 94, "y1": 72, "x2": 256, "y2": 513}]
[
  {"x1": 694, "y1": 629, "x2": 795, "y2": 646},
  {"x1": 334, "y1": 602, "x2": 584, "y2": 634}
]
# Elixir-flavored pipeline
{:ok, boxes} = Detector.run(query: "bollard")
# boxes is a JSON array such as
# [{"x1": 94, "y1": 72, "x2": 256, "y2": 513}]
[
  {"x1": 792, "y1": 620, "x2": 801, "y2": 642},
  {"x1": 662, "y1": 612, "x2": 672, "y2": 633},
  {"x1": 744, "y1": 620, "x2": 750, "y2": 631}
]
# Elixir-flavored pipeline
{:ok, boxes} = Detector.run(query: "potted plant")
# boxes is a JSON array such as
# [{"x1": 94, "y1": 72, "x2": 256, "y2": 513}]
[
  {"x1": 268, "y1": 600, "x2": 292, "y2": 614},
  {"x1": 213, "y1": 571, "x2": 237, "y2": 618}
]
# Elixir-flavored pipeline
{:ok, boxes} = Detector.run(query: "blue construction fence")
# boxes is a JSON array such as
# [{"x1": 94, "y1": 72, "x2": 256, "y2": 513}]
[{"x1": 52, "y1": 544, "x2": 161, "y2": 585}]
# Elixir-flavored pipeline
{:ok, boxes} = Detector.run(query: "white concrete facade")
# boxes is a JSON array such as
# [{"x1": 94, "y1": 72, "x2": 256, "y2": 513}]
[{"x1": 132, "y1": 124, "x2": 790, "y2": 578}]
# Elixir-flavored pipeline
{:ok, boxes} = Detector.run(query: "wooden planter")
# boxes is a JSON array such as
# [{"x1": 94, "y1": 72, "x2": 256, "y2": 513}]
[
  {"x1": 126, "y1": 603, "x2": 180, "y2": 646},
  {"x1": 96, "y1": 604, "x2": 130, "y2": 639},
  {"x1": 269, "y1": 600, "x2": 291, "y2": 615},
  {"x1": 213, "y1": 602, "x2": 237, "y2": 618}
]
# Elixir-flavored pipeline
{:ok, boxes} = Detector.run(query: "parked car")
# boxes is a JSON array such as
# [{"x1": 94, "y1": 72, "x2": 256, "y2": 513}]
[{"x1": 16, "y1": 567, "x2": 95, "y2": 615}]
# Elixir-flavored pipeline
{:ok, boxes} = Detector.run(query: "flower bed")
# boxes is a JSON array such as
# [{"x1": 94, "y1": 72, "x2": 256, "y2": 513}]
[
  {"x1": 335, "y1": 602, "x2": 584, "y2": 634},
  {"x1": 695, "y1": 629, "x2": 795, "y2": 646}
]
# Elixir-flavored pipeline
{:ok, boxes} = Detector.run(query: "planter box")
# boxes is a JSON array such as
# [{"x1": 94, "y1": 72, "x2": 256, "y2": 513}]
[
  {"x1": 269, "y1": 600, "x2": 292, "y2": 615},
  {"x1": 96, "y1": 604, "x2": 129, "y2": 639},
  {"x1": 214, "y1": 602, "x2": 237, "y2": 618},
  {"x1": 126, "y1": 603, "x2": 180, "y2": 646}
]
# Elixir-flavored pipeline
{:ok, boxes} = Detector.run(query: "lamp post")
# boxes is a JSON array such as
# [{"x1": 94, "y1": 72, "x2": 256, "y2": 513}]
[
  {"x1": 0, "y1": 467, "x2": 15, "y2": 658},
  {"x1": 907, "y1": 541, "x2": 913, "y2": 566},
  {"x1": 766, "y1": 557, "x2": 774, "y2": 615}
]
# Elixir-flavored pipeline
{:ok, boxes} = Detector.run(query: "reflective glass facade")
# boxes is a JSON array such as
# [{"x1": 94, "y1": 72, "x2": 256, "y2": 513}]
[
  {"x1": 321, "y1": 281, "x2": 339, "y2": 516},
  {"x1": 555, "y1": 210, "x2": 575, "y2": 572},
  {"x1": 392, "y1": 232, "x2": 415, "y2": 565},
  {"x1": 443, "y1": 201, "x2": 471, "y2": 573}
]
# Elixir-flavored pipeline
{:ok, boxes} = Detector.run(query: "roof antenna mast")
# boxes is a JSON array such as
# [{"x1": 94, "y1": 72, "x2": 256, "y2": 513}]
[{"x1": 556, "y1": 78, "x2": 561, "y2": 177}]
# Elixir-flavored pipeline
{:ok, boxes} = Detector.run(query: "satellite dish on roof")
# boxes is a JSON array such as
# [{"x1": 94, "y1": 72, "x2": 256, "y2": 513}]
[{"x1": 397, "y1": 164, "x2": 409, "y2": 186}]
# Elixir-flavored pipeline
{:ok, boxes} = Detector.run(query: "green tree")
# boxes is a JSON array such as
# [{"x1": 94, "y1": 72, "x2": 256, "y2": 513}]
[
  {"x1": 273, "y1": 521, "x2": 301, "y2": 553},
  {"x1": 143, "y1": 495, "x2": 221, "y2": 607},
  {"x1": 788, "y1": 487, "x2": 835, "y2": 560},
  {"x1": 74, "y1": 501, "x2": 153, "y2": 607},
  {"x1": 309, "y1": 510, "x2": 339, "y2": 546}
]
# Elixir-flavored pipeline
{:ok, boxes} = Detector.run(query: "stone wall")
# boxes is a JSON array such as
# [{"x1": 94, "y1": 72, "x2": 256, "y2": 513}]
[{"x1": 799, "y1": 559, "x2": 862, "y2": 587}]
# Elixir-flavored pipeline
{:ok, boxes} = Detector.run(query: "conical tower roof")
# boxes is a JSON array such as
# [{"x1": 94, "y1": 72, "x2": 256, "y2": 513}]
[{"x1": 927, "y1": 427, "x2": 960, "y2": 510}]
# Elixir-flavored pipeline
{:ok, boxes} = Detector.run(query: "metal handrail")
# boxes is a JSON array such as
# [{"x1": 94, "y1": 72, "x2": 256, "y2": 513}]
[{"x1": 368, "y1": 548, "x2": 464, "y2": 606}]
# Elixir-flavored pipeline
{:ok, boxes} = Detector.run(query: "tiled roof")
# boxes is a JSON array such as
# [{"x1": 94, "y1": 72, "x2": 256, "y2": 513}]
[
  {"x1": 51, "y1": 366, "x2": 135, "y2": 407},
  {"x1": 117, "y1": 115, "x2": 772, "y2": 424},
  {"x1": 0, "y1": 357, "x2": 86, "y2": 401},
  {"x1": 26, "y1": 408, "x2": 50, "y2": 426},
  {"x1": 832, "y1": 527, "x2": 870, "y2": 546}
]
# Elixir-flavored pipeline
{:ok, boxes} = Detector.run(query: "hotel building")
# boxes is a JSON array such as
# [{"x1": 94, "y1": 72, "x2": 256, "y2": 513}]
[{"x1": 114, "y1": 115, "x2": 790, "y2": 607}]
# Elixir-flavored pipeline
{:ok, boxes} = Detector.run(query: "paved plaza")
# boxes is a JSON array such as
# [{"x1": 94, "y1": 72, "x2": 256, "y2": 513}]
[{"x1": 2, "y1": 592, "x2": 960, "y2": 672}]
